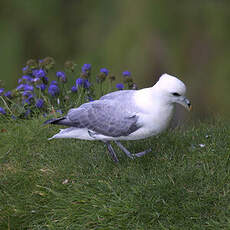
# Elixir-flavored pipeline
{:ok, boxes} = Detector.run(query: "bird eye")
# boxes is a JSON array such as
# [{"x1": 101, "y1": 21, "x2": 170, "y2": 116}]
[{"x1": 172, "y1": 92, "x2": 181, "y2": 96}]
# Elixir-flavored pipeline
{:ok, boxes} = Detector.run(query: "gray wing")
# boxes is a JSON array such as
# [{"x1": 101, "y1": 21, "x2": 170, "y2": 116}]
[
  {"x1": 67, "y1": 100, "x2": 141, "y2": 137},
  {"x1": 99, "y1": 90, "x2": 135, "y2": 100}
]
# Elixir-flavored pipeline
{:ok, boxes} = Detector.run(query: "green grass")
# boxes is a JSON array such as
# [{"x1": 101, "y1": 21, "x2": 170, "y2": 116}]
[{"x1": 0, "y1": 118, "x2": 230, "y2": 229}]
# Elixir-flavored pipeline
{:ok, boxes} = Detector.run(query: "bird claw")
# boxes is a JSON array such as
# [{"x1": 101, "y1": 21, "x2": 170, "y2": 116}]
[
  {"x1": 113, "y1": 141, "x2": 152, "y2": 160},
  {"x1": 132, "y1": 148, "x2": 152, "y2": 158}
]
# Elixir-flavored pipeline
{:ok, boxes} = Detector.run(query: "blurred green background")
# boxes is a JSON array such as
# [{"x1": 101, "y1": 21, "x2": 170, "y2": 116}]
[{"x1": 1, "y1": 1, "x2": 230, "y2": 119}]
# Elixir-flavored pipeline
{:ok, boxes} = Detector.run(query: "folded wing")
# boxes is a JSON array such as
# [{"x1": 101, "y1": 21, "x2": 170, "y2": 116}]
[{"x1": 67, "y1": 100, "x2": 141, "y2": 137}]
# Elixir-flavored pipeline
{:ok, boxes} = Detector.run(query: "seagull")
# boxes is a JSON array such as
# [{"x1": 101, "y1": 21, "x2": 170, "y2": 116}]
[{"x1": 44, "y1": 73, "x2": 191, "y2": 162}]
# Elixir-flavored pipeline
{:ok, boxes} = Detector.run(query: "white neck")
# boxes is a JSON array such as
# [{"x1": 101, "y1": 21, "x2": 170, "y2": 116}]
[{"x1": 133, "y1": 87, "x2": 174, "y2": 134}]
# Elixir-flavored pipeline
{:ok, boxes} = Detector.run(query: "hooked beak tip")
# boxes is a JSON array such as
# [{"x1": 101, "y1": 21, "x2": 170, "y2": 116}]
[{"x1": 184, "y1": 98, "x2": 192, "y2": 111}]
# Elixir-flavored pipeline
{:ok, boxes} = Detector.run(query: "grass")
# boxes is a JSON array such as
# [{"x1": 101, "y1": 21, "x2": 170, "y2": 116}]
[{"x1": 0, "y1": 117, "x2": 230, "y2": 229}]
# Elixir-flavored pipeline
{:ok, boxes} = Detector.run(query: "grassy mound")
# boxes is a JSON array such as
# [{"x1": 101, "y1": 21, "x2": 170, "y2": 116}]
[{"x1": 0, "y1": 118, "x2": 229, "y2": 229}]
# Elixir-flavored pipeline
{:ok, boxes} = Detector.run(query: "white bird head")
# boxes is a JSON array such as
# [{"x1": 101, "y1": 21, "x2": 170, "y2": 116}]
[{"x1": 154, "y1": 73, "x2": 191, "y2": 111}]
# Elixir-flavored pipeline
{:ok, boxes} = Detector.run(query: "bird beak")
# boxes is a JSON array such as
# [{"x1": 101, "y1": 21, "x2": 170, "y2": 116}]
[{"x1": 178, "y1": 97, "x2": 192, "y2": 111}]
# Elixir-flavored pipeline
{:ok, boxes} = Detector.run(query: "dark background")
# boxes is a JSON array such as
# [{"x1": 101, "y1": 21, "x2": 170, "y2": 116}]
[{"x1": 1, "y1": 1, "x2": 230, "y2": 119}]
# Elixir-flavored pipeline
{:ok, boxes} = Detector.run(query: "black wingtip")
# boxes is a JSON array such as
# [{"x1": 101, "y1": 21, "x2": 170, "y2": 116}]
[
  {"x1": 43, "y1": 118, "x2": 56, "y2": 125},
  {"x1": 43, "y1": 117, "x2": 65, "y2": 125}
]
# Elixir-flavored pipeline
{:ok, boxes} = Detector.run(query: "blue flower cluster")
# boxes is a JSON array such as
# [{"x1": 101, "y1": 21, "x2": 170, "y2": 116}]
[
  {"x1": 0, "y1": 59, "x2": 135, "y2": 118},
  {"x1": 71, "y1": 78, "x2": 90, "y2": 93},
  {"x1": 36, "y1": 98, "x2": 44, "y2": 108},
  {"x1": 116, "y1": 83, "x2": 124, "y2": 90},
  {"x1": 100, "y1": 68, "x2": 109, "y2": 76},
  {"x1": 70, "y1": 64, "x2": 92, "y2": 93},
  {"x1": 56, "y1": 71, "x2": 67, "y2": 83},
  {"x1": 0, "y1": 107, "x2": 6, "y2": 115},
  {"x1": 81, "y1": 64, "x2": 91, "y2": 73}
]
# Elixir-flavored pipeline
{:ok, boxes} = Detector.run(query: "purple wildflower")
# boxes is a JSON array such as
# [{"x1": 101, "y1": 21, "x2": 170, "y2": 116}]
[
  {"x1": 122, "y1": 71, "x2": 131, "y2": 77},
  {"x1": 22, "y1": 91, "x2": 32, "y2": 97},
  {"x1": 48, "y1": 84, "x2": 59, "y2": 96},
  {"x1": 81, "y1": 64, "x2": 91, "y2": 73},
  {"x1": 100, "y1": 68, "x2": 109, "y2": 76},
  {"x1": 56, "y1": 72, "x2": 64, "y2": 78},
  {"x1": 36, "y1": 84, "x2": 46, "y2": 91},
  {"x1": 18, "y1": 75, "x2": 33, "y2": 84},
  {"x1": 22, "y1": 66, "x2": 29, "y2": 73},
  {"x1": 25, "y1": 75, "x2": 33, "y2": 82},
  {"x1": 56, "y1": 109, "x2": 62, "y2": 114},
  {"x1": 84, "y1": 79, "x2": 90, "y2": 88},
  {"x1": 76, "y1": 78, "x2": 84, "y2": 87},
  {"x1": 32, "y1": 69, "x2": 46, "y2": 78},
  {"x1": 23, "y1": 96, "x2": 33, "y2": 105},
  {"x1": 56, "y1": 71, "x2": 67, "y2": 83},
  {"x1": 4, "y1": 91, "x2": 12, "y2": 99},
  {"x1": 0, "y1": 88, "x2": 4, "y2": 95},
  {"x1": 0, "y1": 107, "x2": 6, "y2": 115},
  {"x1": 116, "y1": 83, "x2": 124, "y2": 90},
  {"x1": 33, "y1": 77, "x2": 41, "y2": 84},
  {"x1": 35, "y1": 99, "x2": 44, "y2": 108},
  {"x1": 50, "y1": 80, "x2": 58, "y2": 85},
  {"x1": 24, "y1": 84, "x2": 34, "y2": 92},
  {"x1": 88, "y1": 96, "x2": 94, "y2": 102},
  {"x1": 22, "y1": 91, "x2": 33, "y2": 104},
  {"x1": 16, "y1": 84, "x2": 34, "y2": 92},
  {"x1": 75, "y1": 78, "x2": 90, "y2": 89},
  {"x1": 71, "y1": 85, "x2": 78, "y2": 93},
  {"x1": 16, "y1": 84, "x2": 25, "y2": 91},
  {"x1": 18, "y1": 79, "x2": 23, "y2": 84}
]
